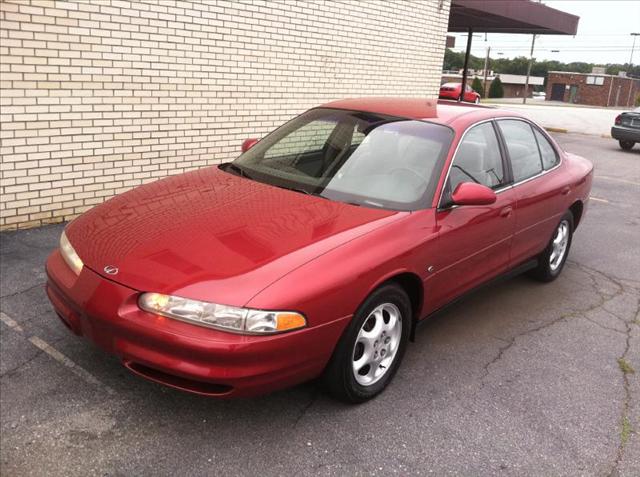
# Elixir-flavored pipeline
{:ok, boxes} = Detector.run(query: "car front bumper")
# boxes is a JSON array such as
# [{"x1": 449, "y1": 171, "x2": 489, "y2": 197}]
[
  {"x1": 611, "y1": 125, "x2": 640, "y2": 142},
  {"x1": 45, "y1": 249, "x2": 350, "y2": 397}
]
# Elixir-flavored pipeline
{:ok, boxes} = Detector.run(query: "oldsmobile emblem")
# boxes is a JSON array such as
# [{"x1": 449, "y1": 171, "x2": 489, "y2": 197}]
[{"x1": 104, "y1": 265, "x2": 119, "y2": 275}]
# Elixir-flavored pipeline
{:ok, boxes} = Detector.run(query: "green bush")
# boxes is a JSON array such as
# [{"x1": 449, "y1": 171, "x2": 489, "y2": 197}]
[
  {"x1": 635, "y1": 93, "x2": 640, "y2": 107},
  {"x1": 471, "y1": 76, "x2": 483, "y2": 96},
  {"x1": 489, "y1": 76, "x2": 504, "y2": 98}
]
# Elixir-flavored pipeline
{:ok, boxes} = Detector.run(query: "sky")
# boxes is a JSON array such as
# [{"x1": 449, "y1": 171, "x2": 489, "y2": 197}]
[{"x1": 449, "y1": 0, "x2": 640, "y2": 66}]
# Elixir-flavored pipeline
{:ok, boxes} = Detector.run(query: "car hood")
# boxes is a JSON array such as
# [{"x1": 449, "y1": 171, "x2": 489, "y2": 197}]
[{"x1": 67, "y1": 166, "x2": 402, "y2": 306}]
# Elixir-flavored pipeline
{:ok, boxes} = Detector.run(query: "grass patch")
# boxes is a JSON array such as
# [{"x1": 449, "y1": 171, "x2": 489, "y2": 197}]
[
  {"x1": 622, "y1": 416, "x2": 633, "y2": 446},
  {"x1": 618, "y1": 358, "x2": 635, "y2": 375}
]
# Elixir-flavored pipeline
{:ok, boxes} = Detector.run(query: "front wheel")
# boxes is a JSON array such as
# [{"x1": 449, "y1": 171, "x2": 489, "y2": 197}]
[
  {"x1": 528, "y1": 211, "x2": 574, "y2": 282},
  {"x1": 619, "y1": 140, "x2": 635, "y2": 151},
  {"x1": 323, "y1": 283, "x2": 411, "y2": 403}
]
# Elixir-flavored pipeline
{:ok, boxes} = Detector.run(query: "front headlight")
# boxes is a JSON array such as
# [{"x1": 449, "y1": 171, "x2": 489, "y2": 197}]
[
  {"x1": 60, "y1": 230, "x2": 83, "y2": 275},
  {"x1": 138, "y1": 292, "x2": 306, "y2": 335}
]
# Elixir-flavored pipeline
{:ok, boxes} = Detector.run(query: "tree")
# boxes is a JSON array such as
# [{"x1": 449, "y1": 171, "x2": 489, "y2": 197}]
[
  {"x1": 489, "y1": 76, "x2": 504, "y2": 98},
  {"x1": 471, "y1": 76, "x2": 483, "y2": 95},
  {"x1": 441, "y1": 49, "x2": 640, "y2": 91},
  {"x1": 443, "y1": 48, "x2": 483, "y2": 72}
]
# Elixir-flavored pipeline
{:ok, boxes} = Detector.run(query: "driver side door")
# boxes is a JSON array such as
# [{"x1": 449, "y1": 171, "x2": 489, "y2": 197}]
[{"x1": 426, "y1": 121, "x2": 517, "y2": 312}]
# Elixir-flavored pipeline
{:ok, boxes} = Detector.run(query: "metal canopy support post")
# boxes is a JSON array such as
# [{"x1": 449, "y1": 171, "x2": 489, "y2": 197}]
[{"x1": 459, "y1": 27, "x2": 473, "y2": 102}]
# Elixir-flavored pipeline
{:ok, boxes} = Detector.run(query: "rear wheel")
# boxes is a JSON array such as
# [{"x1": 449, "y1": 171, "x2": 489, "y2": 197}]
[
  {"x1": 324, "y1": 283, "x2": 411, "y2": 403},
  {"x1": 619, "y1": 140, "x2": 635, "y2": 150},
  {"x1": 528, "y1": 211, "x2": 574, "y2": 282}
]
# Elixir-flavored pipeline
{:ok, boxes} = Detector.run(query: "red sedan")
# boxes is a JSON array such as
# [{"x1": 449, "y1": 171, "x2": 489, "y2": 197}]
[
  {"x1": 439, "y1": 82, "x2": 481, "y2": 103},
  {"x1": 46, "y1": 98, "x2": 593, "y2": 402}
]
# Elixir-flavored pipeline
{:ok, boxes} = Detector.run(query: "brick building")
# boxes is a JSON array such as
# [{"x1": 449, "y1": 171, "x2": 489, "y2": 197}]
[
  {"x1": 0, "y1": 0, "x2": 451, "y2": 229},
  {"x1": 441, "y1": 72, "x2": 544, "y2": 98},
  {"x1": 546, "y1": 70, "x2": 640, "y2": 107},
  {"x1": 0, "y1": 1, "x2": 579, "y2": 229}
]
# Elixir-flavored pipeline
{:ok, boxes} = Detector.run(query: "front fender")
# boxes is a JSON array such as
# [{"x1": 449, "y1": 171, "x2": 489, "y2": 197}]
[{"x1": 246, "y1": 210, "x2": 438, "y2": 329}]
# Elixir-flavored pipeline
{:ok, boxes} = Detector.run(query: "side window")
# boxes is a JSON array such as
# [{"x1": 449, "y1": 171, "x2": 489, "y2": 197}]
[
  {"x1": 533, "y1": 128, "x2": 559, "y2": 170},
  {"x1": 498, "y1": 120, "x2": 543, "y2": 182},
  {"x1": 448, "y1": 122, "x2": 506, "y2": 193}
]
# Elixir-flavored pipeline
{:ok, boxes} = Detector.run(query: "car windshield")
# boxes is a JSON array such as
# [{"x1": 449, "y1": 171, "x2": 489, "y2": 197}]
[{"x1": 227, "y1": 108, "x2": 453, "y2": 210}]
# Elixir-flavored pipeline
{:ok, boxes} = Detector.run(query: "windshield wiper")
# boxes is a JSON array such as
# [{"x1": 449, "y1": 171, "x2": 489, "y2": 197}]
[
  {"x1": 277, "y1": 184, "x2": 328, "y2": 199},
  {"x1": 223, "y1": 162, "x2": 252, "y2": 179}
]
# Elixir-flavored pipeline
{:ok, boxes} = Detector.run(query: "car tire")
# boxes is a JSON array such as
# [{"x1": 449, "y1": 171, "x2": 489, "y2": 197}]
[
  {"x1": 528, "y1": 211, "x2": 574, "y2": 282},
  {"x1": 619, "y1": 140, "x2": 635, "y2": 151},
  {"x1": 323, "y1": 283, "x2": 411, "y2": 403}
]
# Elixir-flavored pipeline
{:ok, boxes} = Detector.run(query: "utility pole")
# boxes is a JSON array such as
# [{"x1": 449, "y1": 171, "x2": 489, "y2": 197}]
[
  {"x1": 523, "y1": 34, "x2": 536, "y2": 104},
  {"x1": 483, "y1": 46, "x2": 491, "y2": 99},
  {"x1": 631, "y1": 33, "x2": 640, "y2": 67}
]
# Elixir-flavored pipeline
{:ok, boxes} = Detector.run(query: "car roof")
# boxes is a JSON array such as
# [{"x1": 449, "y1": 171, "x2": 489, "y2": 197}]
[{"x1": 320, "y1": 97, "x2": 523, "y2": 127}]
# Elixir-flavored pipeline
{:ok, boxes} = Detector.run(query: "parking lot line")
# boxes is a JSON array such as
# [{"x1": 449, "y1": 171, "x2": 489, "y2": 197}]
[
  {"x1": 596, "y1": 176, "x2": 640, "y2": 187},
  {"x1": 590, "y1": 197, "x2": 610, "y2": 203},
  {"x1": 0, "y1": 312, "x2": 24, "y2": 333},
  {"x1": 28, "y1": 336, "x2": 116, "y2": 395},
  {"x1": 1, "y1": 311, "x2": 116, "y2": 395}
]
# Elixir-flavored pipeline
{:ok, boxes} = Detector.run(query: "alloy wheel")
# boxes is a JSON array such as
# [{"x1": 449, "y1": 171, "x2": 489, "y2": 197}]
[
  {"x1": 549, "y1": 220, "x2": 570, "y2": 271},
  {"x1": 352, "y1": 303, "x2": 402, "y2": 386}
]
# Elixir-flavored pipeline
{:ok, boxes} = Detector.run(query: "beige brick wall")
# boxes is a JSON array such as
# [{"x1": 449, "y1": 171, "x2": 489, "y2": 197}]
[{"x1": 0, "y1": 0, "x2": 450, "y2": 230}]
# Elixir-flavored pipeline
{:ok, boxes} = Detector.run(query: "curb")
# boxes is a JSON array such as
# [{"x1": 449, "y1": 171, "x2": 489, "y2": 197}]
[{"x1": 544, "y1": 127, "x2": 568, "y2": 134}]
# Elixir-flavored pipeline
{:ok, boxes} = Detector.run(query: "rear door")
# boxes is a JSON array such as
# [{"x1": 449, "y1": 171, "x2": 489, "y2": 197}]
[
  {"x1": 550, "y1": 83, "x2": 565, "y2": 101},
  {"x1": 496, "y1": 119, "x2": 566, "y2": 266},
  {"x1": 428, "y1": 121, "x2": 516, "y2": 311}
]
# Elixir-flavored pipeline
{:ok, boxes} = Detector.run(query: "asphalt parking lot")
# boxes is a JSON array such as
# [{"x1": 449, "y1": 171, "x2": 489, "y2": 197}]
[{"x1": 1, "y1": 134, "x2": 638, "y2": 476}]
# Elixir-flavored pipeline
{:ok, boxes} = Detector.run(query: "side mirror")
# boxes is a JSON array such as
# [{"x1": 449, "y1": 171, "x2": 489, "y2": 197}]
[
  {"x1": 451, "y1": 182, "x2": 497, "y2": 206},
  {"x1": 241, "y1": 138, "x2": 259, "y2": 153}
]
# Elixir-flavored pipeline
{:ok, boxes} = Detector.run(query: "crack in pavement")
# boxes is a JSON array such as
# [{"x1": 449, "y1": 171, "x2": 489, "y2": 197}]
[
  {"x1": 0, "y1": 282, "x2": 45, "y2": 300},
  {"x1": 293, "y1": 388, "x2": 321, "y2": 428},
  {"x1": 609, "y1": 299, "x2": 639, "y2": 477},
  {"x1": 478, "y1": 259, "x2": 638, "y2": 474},
  {"x1": 580, "y1": 315, "x2": 627, "y2": 335},
  {"x1": 0, "y1": 349, "x2": 45, "y2": 379},
  {"x1": 481, "y1": 262, "x2": 628, "y2": 382}
]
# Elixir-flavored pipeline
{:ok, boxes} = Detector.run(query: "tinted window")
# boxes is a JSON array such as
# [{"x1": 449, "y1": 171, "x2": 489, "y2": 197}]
[
  {"x1": 448, "y1": 122, "x2": 506, "y2": 193},
  {"x1": 264, "y1": 120, "x2": 334, "y2": 161},
  {"x1": 498, "y1": 120, "x2": 543, "y2": 182},
  {"x1": 533, "y1": 128, "x2": 559, "y2": 170},
  {"x1": 231, "y1": 108, "x2": 454, "y2": 211}
]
